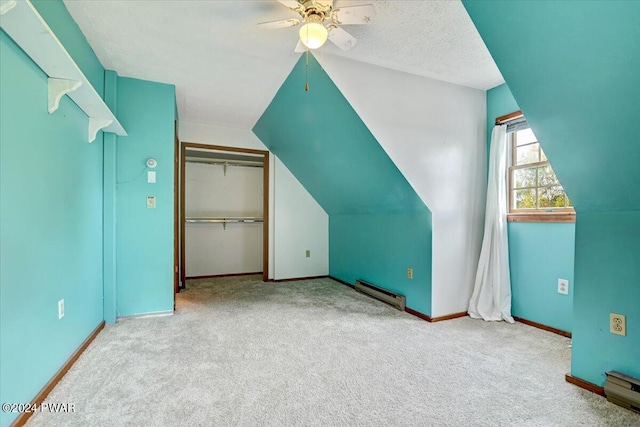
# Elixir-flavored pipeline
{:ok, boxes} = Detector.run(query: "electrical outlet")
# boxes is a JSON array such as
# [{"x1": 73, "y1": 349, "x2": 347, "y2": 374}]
[
  {"x1": 58, "y1": 299, "x2": 64, "y2": 319},
  {"x1": 610, "y1": 313, "x2": 626, "y2": 336},
  {"x1": 305, "y1": 250, "x2": 310, "y2": 258},
  {"x1": 407, "y1": 267, "x2": 413, "y2": 280},
  {"x1": 147, "y1": 195, "x2": 156, "y2": 208},
  {"x1": 558, "y1": 279, "x2": 569, "y2": 295}
]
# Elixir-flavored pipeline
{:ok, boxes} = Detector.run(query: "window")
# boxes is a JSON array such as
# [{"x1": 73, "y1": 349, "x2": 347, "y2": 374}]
[{"x1": 508, "y1": 127, "x2": 575, "y2": 222}]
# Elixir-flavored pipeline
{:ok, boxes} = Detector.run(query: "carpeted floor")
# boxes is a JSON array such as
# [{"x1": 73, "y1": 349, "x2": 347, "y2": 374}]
[{"x1": 28, "y1": 275, "x2": 639, "y2": 426}]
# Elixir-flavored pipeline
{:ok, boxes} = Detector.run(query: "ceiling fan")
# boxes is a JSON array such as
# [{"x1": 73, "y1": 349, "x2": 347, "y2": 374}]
[{"x1": 258, "y1": 0, "x2": 376, "y2": 52}]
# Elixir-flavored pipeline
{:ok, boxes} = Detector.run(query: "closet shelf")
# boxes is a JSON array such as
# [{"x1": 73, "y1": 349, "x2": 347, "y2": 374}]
[
  {"x1": 186, "y1": 217, "x2": 263, "y2": 230},
  {"x1": 185, "y1": 159, "x2": 263, "y2": 176},
  {"x1": 0, "y1": 0, "x2": 127, "y2": 142}
]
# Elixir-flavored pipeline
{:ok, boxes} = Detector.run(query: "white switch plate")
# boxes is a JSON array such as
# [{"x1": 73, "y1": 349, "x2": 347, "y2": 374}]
[
  {"x1": 610, "y1": 313, "x2": 626, "y2": 336},
  {"x1": 147, "y1": 171, "x2": 156, "y2": 183},
  {"x1": 58, "y1": 299, "x2": 64, "y2": 319},
  {"x1": 147, "y1": 196, "x2": 156, "y2": 208},
  {"x1": 558, "y1": 279, "x2": 569, "y2": 295},
  {"x1": 407, "y1": 267, "x2": 413, "y2": 280}
]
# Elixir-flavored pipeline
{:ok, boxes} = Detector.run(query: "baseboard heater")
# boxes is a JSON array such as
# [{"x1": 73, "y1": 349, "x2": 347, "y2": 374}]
[
  {"x1": 354, "y1": 279, "x2": 406, "y2": 311},
  {"x1": 605, "y1": 371, "x2": 640, "y2": 413}
]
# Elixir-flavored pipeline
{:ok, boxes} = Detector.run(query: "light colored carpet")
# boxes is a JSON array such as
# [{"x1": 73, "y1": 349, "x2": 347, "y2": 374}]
[{"x1": 28, "y1": 275, "x2": 639, "y2": 426}]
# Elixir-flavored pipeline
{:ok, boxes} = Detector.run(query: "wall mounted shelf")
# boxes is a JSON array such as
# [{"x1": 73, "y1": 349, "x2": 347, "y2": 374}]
[{"x1": 0, "y1": 0, "x2": 127, "y2": 142}]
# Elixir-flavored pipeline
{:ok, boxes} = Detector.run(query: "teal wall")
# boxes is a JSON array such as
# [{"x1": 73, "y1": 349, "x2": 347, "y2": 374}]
[
  {"x1": 488, "y1": 84, "x2": 575, "y2": 333},
  {"x1": 254, "y1": 57, "x2": 426, "y2": 215},
  {"x1": 508, "y1": 223, "x2": 574, "y2": 332},
  {"x1": 0, "y1": 27, "x2": 103, "y2": 427},
  {"x1": 573, "y1": 212, "x2": 640, "y2": 385},
  {"x1": 465, "y1": 1, "x2": 640, "y2": 211},
  {"x1": 31, "y1": 0, "x2": 104, "y2": 97},
  {"x1": 330, "y1": 214, "x2": 432, "y2": 314},
  {"x1": 115, "y1": 77, "x2": 176, "y2": 316},
  {"x1": 465, "y1": 1, "x2": 640, "y2": 385},
  {"x1": 254, "y1": 55, "x2": 432, "y2": 314},
  {"x1": 486, "y1": 84, "x2": 518, "y2": 154},
  {"x1": 1, "y1": 3, "x2": 176, "y2": 424}
]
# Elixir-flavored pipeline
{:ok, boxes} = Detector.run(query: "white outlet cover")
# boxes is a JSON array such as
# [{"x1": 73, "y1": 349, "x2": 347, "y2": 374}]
[
  {"x1": 147, "y1": 195, "x2": 156, "y2": 208},
  {"x1": 147, "y1": 171, "x2": 156, "y2": 183},
  {"x1": 58, "y1": 299, "x2": 64, "y2": 319},
  {"x1": 610, "y1": 313, "x2": 626, "y2": 336},
  {"x1": 558, "y1": 279, "x2": 569, "y2": 295}
]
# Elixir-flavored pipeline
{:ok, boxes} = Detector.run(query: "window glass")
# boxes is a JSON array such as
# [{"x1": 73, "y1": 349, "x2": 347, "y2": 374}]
[
  {"x1": 515, "y1": 128, "x2": 537, "y2": 145},
  {"x1": 509, "y1": 127, "x2": 573, "y2": 214},
  {"x1": 513, "y1": 167, "x2": 536, "y2": 188},
  {"x1": 516, "y1": 143, "x2": 540, "y2": 165}
]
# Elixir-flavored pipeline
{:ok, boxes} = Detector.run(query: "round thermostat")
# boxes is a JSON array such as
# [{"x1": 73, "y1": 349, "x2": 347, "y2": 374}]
[{"x1": 146, "y1": 158, "x2": 157, "y2": 168}]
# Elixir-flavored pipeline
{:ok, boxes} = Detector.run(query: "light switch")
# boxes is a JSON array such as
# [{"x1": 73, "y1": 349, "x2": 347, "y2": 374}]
[
  {"x1": 147, "y1": 196, "x2": 156, "y2": 208},
  {"x1": 147, "y1": 171, "x2": 156, "y2": 183}
]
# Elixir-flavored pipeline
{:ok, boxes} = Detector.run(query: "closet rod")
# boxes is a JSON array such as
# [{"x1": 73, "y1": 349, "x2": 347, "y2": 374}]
[
  {"x1": 185, "y1": 217, "x2": 263, "y2": 223},
  {"x1": 185, "y1": 160, "x2": 263, "y2": 168},
  {"x1": 185, "y1": 217, "x2": 263, "y2": 230}
]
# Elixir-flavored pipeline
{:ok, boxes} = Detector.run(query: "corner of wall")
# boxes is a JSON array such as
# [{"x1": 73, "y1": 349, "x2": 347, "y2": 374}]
[
  {"x1": 273, "y1": 157, "x2": 329, "y2": 280},
  {"x1": 487, "y1": 83, "x2": 575, "y2": 333},
  {"x1": 329, "y1": 211, "x2": 433, "y2": 316},
  {"x1": 318, "y1": 54, "x2": 487, "y2": 318},
  {"x1": 571, "y1": 211, "x2": 640, "y2": 385},
  {"x1": 254, "y1": 54, "x2": 434, "y2": 313},
  {"x1": 115, "y1": 76, "x2": 176, "y2": 316}
]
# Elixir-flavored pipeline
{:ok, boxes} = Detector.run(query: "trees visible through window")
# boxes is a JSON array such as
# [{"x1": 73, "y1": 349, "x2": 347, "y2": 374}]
[{"x1": 509, "y1": 128, "x2": 573, "y2": 212}]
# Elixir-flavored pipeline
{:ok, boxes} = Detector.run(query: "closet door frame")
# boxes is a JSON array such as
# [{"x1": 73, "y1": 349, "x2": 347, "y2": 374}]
[
  {"x1": 179, "y1": 142, "x2": 270, "y2": 283},
  {"x1": 174, "y1": 123, "x2": 180, "y2": 299}
]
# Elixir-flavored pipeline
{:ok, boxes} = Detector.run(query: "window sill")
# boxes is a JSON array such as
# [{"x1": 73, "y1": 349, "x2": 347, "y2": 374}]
[{"x1": 507, "y1": 213, "x2": 576, "y2": 223}]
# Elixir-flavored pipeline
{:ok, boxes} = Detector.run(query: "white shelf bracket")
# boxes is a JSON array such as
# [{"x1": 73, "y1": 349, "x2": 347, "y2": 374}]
[
  {"x1": 88, "y1": 117, "x2": 113, "y2": 143},
  {"x1": 48, "y1": 78, "x2": 82, "y2": 114},
  {"x1": 0, "y1": 0, "x2": 127, "y2": 138},
  {"x1": 0, "y1": 1, "x2": 17, "y2": 15}
]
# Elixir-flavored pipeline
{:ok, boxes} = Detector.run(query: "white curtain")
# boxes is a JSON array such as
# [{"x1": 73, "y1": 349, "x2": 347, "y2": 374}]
[{"x1": 468, "y1": 125, "x2": 514, "y2": 323}]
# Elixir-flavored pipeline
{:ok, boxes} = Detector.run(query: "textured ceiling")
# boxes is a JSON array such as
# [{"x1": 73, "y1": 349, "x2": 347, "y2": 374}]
[{"x1": 64, "y1": 0, "x2": 503, "y2": 129}]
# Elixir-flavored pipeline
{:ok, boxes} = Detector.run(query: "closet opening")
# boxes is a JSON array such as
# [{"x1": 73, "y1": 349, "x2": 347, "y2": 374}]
[{"x1": 178, "y1": 143, "x2": 269, "y2": 290}]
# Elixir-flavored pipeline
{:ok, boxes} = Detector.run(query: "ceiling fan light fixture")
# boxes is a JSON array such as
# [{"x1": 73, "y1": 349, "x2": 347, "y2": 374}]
[{"x1": 299, "y1": 22, "x2": 328, "y2": 49}]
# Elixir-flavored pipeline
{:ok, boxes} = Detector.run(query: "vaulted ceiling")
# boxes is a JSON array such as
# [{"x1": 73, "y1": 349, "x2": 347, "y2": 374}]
[{"x1": 64, "y1": 0, "x2": 503, "y2": 129}]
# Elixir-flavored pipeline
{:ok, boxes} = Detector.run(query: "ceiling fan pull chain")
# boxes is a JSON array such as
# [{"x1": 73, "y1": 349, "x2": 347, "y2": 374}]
[{"x1": 305, "y1": 50, "x2": 310, "y2": 92}]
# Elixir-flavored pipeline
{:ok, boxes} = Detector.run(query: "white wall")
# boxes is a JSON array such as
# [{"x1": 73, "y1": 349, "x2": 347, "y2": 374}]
[
  {"x1": 274, "y1": 157, "x2": 329, "y2": 280},
  {"x1": 179, "y1": 121, "x2": 329, "y2": 280},
  {"x1": 185, "y1": 162, "x2": 263, "y2": 277},
  {"x1": 318, "y1": 55, "x2": 486, "y2": 317}
]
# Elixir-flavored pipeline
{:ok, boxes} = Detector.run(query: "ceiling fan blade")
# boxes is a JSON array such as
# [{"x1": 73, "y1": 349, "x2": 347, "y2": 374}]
[
  {"x1": 257, "y1": 18, "x2": 301, "y2": 29},
  {"x1": 294, "y1": 39, "x2": 307, "y2": 53},
  {"x1": 328, "y1": 26, "x2": 357, "y2": 51},
  {"x1": 331, "y1": 4, "x2": 376, "y2": 25},
  {"x1": 277, "y1": 0, "x2": 305, "y2": 13}
]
